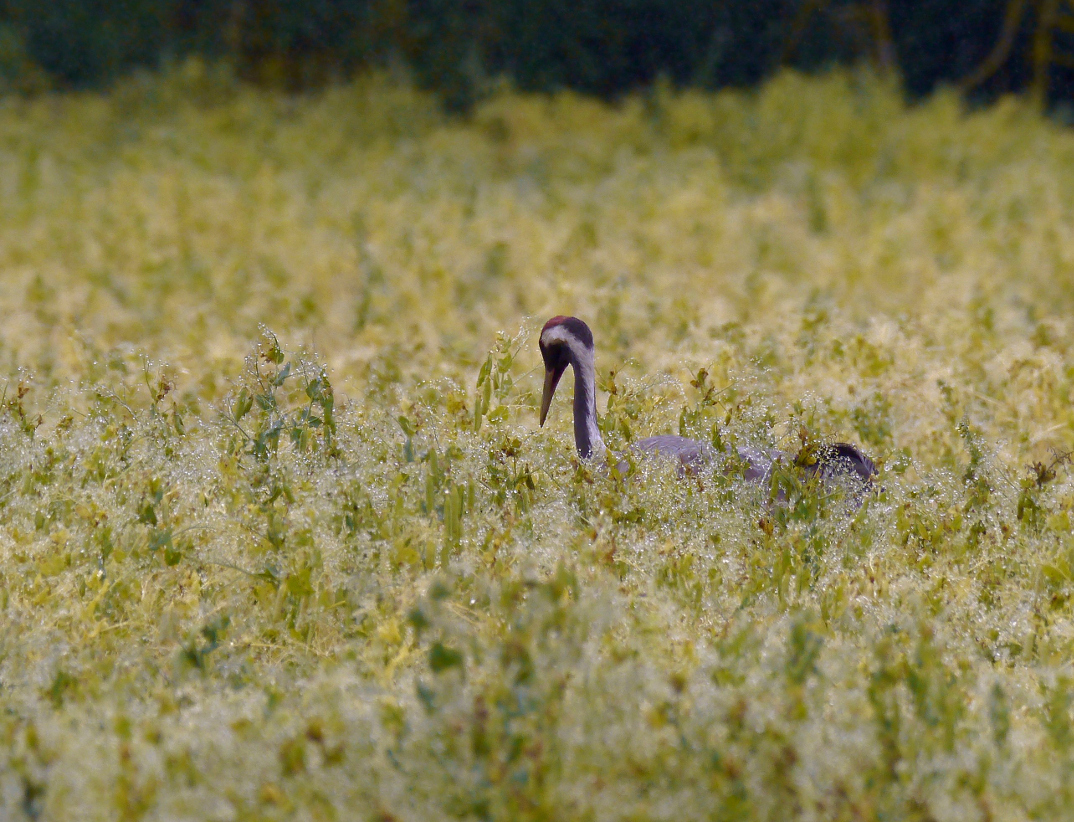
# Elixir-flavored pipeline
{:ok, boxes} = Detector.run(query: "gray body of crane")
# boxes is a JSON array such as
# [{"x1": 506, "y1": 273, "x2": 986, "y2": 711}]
[{"x1": 538, "y1": 315, "x2": 876, "y2": 491}]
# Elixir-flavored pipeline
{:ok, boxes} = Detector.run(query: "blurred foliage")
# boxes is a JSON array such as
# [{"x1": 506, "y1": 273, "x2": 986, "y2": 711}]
[{"x1": 1, "y1": 0, "x2": 1074, "y2": 108}]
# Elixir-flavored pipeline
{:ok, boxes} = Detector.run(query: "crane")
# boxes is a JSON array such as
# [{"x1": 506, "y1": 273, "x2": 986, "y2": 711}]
[{"x1": 538, "y1": 314, "x2": 876, "y2": 492}]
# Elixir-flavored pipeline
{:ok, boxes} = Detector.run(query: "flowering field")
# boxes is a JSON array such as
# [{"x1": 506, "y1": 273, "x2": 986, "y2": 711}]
[{"x1": 3, "y1": 64, "x2": 1074, "y2": 820}]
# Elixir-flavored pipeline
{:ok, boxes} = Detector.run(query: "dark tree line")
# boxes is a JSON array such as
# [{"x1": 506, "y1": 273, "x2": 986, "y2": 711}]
[{"x1": 0, "y1": 0, "x2": 1072, "y2": 108}]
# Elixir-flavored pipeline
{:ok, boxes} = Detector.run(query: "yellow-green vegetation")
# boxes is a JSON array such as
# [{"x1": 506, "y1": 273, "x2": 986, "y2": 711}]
[{"x1": 4, "y1": 62, "x2": 1074, "y2": 819}]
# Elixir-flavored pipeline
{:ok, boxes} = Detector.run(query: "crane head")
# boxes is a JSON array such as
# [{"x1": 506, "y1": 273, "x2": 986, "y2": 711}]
[{"x1": 538, "y1": 315, "x2": 593, "y2": 426}]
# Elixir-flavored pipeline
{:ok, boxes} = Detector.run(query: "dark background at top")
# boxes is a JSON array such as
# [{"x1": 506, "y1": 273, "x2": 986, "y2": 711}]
[{"x1": 0, "y1": 0, "x2": 1067, "y2": 109}]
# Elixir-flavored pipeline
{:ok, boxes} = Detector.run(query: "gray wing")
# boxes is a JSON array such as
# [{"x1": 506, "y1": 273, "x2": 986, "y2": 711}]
[
  {"x1": 732, "y1": 445, "x2": 785, "y2": 482},
  {"x1": 635, "y1": 435, "x2": 715, "y2": 467},
  {"x1": 632, "y1": 437, "x2": 876, "y2": 486},
  {"x1": 634, "y1": 435, "x2": 783, "y2": 481}
]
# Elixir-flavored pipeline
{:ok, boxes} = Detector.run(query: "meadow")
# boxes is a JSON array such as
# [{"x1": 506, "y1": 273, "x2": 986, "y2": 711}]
[{"x1": 3, "y1": 62, "x2": 1074, "y2": 820}]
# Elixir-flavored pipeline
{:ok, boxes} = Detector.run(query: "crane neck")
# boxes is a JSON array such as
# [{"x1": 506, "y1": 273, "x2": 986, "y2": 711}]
[{"x1": 568, "y1": 344, "x2": 605, "y2": 460}]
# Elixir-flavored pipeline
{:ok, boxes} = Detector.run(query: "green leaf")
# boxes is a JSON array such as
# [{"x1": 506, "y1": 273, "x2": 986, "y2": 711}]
[
  {"x1": 148, "y1": 528, "x2": 172, "y2": 552},
  {"x1": 234, "y1": 388, "x2": 252, "y2": 420},
  {"x1": 265, "y1": 336, "x2": 285, "y2": 364},
  {"x1": 138, "y1": 501, "x2": 158, "y2": 526},
  {"x1": 429, "y1": 642, "x2": 463, "y2": 673},
  {"x1": 271, "y1": 362, "x2": 292, "y2": 387},
  {"x1": 164, "y1": 542, "x2": 182, "y2": 566},
  {"x1": 407, "y1": 607, "x2": 430, "y2": 631},
  {"x1": 477, "y1": 356, "x2": 492, "y2": 387}
]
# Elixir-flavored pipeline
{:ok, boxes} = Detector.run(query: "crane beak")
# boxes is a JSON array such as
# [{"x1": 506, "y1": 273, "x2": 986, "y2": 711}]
[{"x1": 539, "y1": 366, "x2": 563, "y2": 426}]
